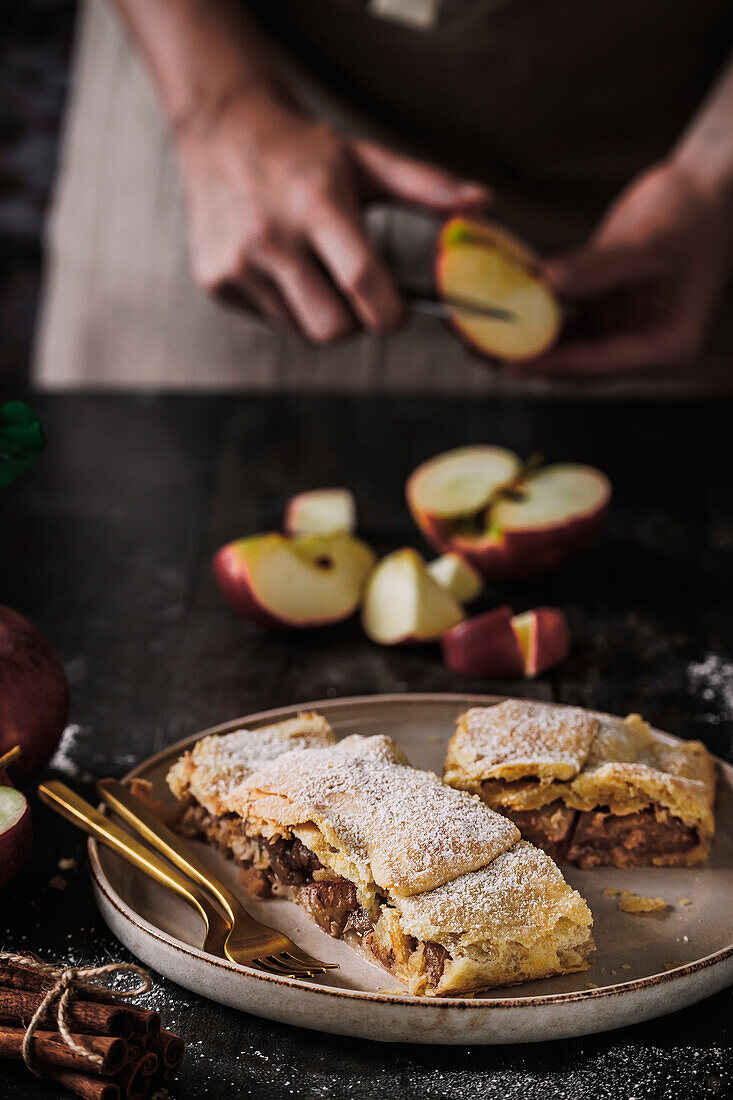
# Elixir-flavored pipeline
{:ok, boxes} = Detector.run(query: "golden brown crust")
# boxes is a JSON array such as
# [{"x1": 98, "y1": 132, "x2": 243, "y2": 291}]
[
  {"x1": 167, "y1": 719, "x2": 594, "y2": 995},
  {"x1": 444, "y1": 702, "x2": 717, "y2": 865}
]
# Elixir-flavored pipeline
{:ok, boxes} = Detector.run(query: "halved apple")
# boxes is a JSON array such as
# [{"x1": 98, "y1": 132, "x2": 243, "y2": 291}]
[
  {"x1": 426, "y1": 553, "x2": 484, "y2": 604},
  {"x1": 284, "y1": 488, "x2": 356, "y2": 537},
  {"x1": 213, "y1": 532, "x2": 376, "y2": 629},
  {"x1": 0, "y1": 749, "x2": 32, "y2": 887},
  {"x1": 407, "y1": 445, "x2": 611, "y2": 580},
  {"x1": 441, "y1": 605, "x2": 570, "y2": 679},
  {"x1": 435, "y1": 217, "x2": 562, "y2": 361},
  {"x1": 362, "y1": 548, "x2": 464, "y2": 645},
  {"x1": 512, "y1": 607, "x2": 570, "y2": 678}
]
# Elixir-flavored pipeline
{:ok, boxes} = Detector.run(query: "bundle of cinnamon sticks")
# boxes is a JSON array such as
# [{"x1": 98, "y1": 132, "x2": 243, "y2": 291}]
[{"x1": 0, "y1": 956, "x2": 185, "y2": 1100}]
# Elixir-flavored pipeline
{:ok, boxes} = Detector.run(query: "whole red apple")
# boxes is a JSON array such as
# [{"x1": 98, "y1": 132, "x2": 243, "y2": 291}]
[{"x1": 0, "y1": 606, "x2": 70, "y2": 782}]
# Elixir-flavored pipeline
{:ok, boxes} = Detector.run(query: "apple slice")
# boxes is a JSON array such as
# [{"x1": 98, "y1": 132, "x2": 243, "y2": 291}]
[
  {"x1": 407, "y1": 446, "x2": 611, "y2": 580},
  {"x1": 362, "y1": 548, "x2": 464, "y2": 645},
  {"x1": 512, "y1": 607, "x2": 570, "y2": 678},
  {"x1": 441, "y1": 606, "x2": 523, "y2": 678},
  {"x1": 0, "y1": 780, "x2": 32, "y2": 887},
  {"x1": 435, "y1": 217, "x2": 562, "y2": 361},
  {"x1": 426, "y1": 553, "x2": 484, "y2": 604},
  {"x1": 213, "y1": 532, "x2": 376, "y2": 629},
  {"x1": 284, "y1": 488, "x2": 356, "y2": 537}
]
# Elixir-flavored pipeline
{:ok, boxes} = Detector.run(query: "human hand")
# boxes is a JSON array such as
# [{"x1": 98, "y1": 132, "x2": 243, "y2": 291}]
[
  {"x1": 178, "y1": 89, "x2": 490, "y2": 343},
  {"x1": 521, "y1": 161, "x2": 733, "y2": 377}
]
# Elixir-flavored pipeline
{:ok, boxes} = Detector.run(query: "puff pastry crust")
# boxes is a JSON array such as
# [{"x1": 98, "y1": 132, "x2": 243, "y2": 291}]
[
  {"x1": 444, "y1": 701, "x2": 716, "y2": 867},
  {"x1": 167, "y1": 714, "x2": 594, "y2": 995}
]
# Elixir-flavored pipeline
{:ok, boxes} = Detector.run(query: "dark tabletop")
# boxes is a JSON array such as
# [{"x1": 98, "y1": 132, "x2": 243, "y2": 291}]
[{"x1": 2, "y1": 392, "x2": 732, "y2": 1100}]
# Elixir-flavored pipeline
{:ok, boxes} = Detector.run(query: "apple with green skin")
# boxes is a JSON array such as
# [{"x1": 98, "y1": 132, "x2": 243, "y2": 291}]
[
  {"x1": 0, "y1": 747, "x2": 32, "y2": 887},
  {"x1": 407, "y1": 445, "x2": 611, "y2": 581},
  {"x1": 0, "y1": 605, "x2": 70, "y2": 783},
  {"x1": 426, "y1": 552, "x2": 484, "y2": 604},
  {"x1": 362, "y1": 548, "x2": 464, "y2": 645},
  {"x1": 435, "y1": 217, "x2": 562, "y2": 362},
  {"x1": 441, "y1": 605, "x2": 570, "y2": 679},
  {"x1": 284, "y1": 488, "x2": 356, "y2": 537},
  {"x1": 213, "y1": 532, "x2": 376, "y2": 629}
]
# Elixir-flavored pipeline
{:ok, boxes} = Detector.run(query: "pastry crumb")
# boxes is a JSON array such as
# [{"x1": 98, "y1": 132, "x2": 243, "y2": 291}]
[
  {"x1": 603, "y1": 887, "x2": 621, "y2": 897},
  {"x1": 678, "y1": 896, "x2": 692, "y2": 907},
  {"x1": 585, "y1": 982, "x2": 599, "y2": 989},
  {"x1": 618, "y1": 890, "x2": 667, "y2": 914},
  {"x1": 621, "y1": 963, "x2": 631, "y2": 970},
  {"x1": 48, "y1": 875, "x2": 67, "y2": 890},
  {"x1": 58, "y1": 857, "x2": 77, "y2": 871}
]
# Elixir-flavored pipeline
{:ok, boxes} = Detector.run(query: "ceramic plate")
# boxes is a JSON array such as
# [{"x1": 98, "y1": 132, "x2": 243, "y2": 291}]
[{"x1": 90, "y1": 694, "x2": 733, "y2": 1044}]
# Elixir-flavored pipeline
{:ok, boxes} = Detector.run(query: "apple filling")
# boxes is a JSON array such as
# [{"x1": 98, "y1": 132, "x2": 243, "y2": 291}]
[
  {"x1": 177, "y1": 800, "x2": 450, "y2": 990},
  {"x1": 486, "y1": 787, "x2": 701, "y2": 868}
]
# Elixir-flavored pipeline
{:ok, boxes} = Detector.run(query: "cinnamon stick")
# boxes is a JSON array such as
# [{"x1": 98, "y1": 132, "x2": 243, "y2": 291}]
[
  {"x1": 48, "y1": 1066, "x2": 121, "y2": 1100},
  {"x1": 156, "y1": 1028, "x2": 184, "y2": 1071},
  {"x1": 120, "y1": 1052, "x2": 158, "y2": 1100},
  {"x1": 0, "y1": 988, "x2": 135, "y2": 1037},
  {"x1": 0, "y1": 1025, "x2": 127, "y2": 1074}
]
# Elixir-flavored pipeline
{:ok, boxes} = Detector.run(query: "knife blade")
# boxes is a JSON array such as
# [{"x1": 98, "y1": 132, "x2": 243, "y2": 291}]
[{"x1": 401, "y1": 287, "x2": 516, "y2": 323}]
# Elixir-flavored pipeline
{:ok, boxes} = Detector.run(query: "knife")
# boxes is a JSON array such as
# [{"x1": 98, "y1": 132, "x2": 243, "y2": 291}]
[{"x1": 400, "y1": 286, "x2": 516, "y2": 323}]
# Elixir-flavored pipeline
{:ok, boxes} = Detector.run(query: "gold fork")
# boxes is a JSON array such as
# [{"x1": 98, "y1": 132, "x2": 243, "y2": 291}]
[
  {"x1": 95, "y1": 778, "x2": 338, "y2": 979},
  {"x1": 38, "y1": 781, "x2": 335, "y2": 979}
]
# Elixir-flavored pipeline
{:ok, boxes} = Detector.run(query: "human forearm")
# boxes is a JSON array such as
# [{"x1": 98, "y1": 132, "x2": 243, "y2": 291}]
[
  {"x1": 108, "y1": 0, "x2": 290, "y2": 137},
  {"x1": 674, "y1": 52, "x2": 733, "y2": 222}
]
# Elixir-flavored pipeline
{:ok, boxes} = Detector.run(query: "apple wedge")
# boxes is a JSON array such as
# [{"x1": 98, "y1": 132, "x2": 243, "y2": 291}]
[
  {"x1": 441, "y1": 606, "x2": 523, "y2": 678},
  {"x1": 435, "y1": 217, "x2": 562, "y2": 361},
  {"x1": 408, "y1": 445, "x2": 611, "y2": 580},
  {"x1": 213, "y1": 533, "x2": 376, "y2": 629},
  {"x1": 512, "y1": 607, "x2": 570, "y2": 678},
  {"x1": 362, "y1": 548, "x2": 464, "y2": 645},
  {"x1": 441, "y1": 605, "x2": 570, "y2": 678},
  {"x1": 284, "y1": 488, "x2": 356, "y2": 537},
  {"x1": 426, "y1": 553, "x2": 484, "y2": 604}
]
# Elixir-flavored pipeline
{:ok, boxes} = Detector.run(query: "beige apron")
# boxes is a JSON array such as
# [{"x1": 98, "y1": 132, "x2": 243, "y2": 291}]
[{"x1": 33, "y1": 0, "x2": 733, "y2": 393}]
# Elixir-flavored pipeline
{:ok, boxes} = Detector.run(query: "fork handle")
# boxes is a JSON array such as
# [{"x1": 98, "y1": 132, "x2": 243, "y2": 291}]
[
  {"x1": 38, "y1": 781, "x2": 223, "y2": 932},
  {"x1": 97, "y1": 779, "x2": 244, "y2": 924}
]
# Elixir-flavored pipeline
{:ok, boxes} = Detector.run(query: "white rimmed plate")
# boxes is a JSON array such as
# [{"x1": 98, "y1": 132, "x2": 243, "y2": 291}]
[{"x1": 89, "y1": 694, "x2": 733, "y2": 1044}]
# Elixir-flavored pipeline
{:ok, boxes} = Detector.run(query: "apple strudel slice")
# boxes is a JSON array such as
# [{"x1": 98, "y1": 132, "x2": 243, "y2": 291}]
[
  {"x1": 444, "y1": 700, "x2": 716, "y2": 867},
  {"x1": 167, "y1": 718, "x2": 593, "y2": 996}
]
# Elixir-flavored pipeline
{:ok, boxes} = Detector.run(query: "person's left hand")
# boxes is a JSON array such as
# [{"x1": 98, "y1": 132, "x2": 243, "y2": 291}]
[{"x1": 517, "y1": 161, "x2": 733, "y2": 377}]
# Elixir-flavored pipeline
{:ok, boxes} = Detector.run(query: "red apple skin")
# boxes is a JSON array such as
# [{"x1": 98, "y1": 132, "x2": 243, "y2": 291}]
[
  {"x1": 0, "y1": 791, "x2": 32, "y2": 888},
  {"x1": 212, "y1": 543, "x2": 285, "y2": 629},
  {"x1": 441, "y1": 605, "x2": 524, "y2": 678},
  {"x1": 411, "y1": 502, "x2": 609, "y2": 581},
  {"x1": 0, "y1": 606, "x2": 70, "y2": 783},
  {"x1": 517, "y1": 607, "x2": 570, "y2": 677}
]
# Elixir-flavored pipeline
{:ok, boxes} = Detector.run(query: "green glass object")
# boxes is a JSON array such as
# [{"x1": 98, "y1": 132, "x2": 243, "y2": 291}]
[{"x1": 0, "y1": 401, "x2": 46, "y2": 489}]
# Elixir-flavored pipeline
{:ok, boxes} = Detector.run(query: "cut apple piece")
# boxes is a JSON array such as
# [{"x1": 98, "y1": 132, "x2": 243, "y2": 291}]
[
  {"x1": 512, "y1": 607, "x2": 570, "y2": 679},
  {"x1": 435, "y1": 217, "x2": 562, "y2": 362},
  {"x1": 407, "y1": 445, "x2": 520, "y2": 520},
  {"x1": 407, "y1": 446, "x2": 611, "y2": 581},
  {"x1": 441, "y1": 606, "x2": 523, "y2": 678},
  {"x1": 426, "y1": 553, "x2": 484, "y2": 604},
  {"x1": 213, "y1": 532, "x2": 376, "y2": 630},
  {"x1": 284, "y1": 488, "x2": 356, "y2": 537},
  {"x1": 362, "y1": 548, "x2": 464, "y2": 645},
  {"x1": 0, "y1": 783, "x2": 32, "y2": 887}
]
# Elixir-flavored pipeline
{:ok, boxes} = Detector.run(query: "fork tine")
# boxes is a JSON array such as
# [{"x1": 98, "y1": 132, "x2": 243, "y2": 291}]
[
  {"x1": 258, "y1": 955, "x2": 310, "y2": 976},
  {"x1": 282, "y1": 950, "x2": 339, "y2": 971}
]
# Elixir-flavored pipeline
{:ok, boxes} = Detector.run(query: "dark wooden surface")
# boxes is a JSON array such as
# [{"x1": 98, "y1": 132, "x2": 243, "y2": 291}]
[{"x1": 2, "y1": 393, "x2": 732, "y2": 1100}]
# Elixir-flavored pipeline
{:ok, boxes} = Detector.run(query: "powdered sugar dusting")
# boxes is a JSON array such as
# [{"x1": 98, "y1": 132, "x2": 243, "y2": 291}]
[
  {"x1": 454, "y1": 701, "x2": 597, "y2": 779},
  {"x1": 688, "y1": 653, "x2": 733, "y2": 726},
  {"x1": 241, "y1": 736, "x2": 520, "y2": 896},
  {"x1": 395, "y1": 841, "x2": 591, "y2": 945},
  {"x1": 48, "y1": 723, "x2": 89, "y2": 779}
]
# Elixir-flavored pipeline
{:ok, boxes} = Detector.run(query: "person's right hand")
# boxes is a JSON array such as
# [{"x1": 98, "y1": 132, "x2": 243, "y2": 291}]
[{"x1": 177, "y1": 89, "x2": 491, "y2": 343}]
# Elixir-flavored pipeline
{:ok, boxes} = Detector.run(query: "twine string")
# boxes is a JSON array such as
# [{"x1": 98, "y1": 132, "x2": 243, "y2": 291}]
[{"x1": 0, "y1": 950, "x2": 151, "y2": 1076}]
